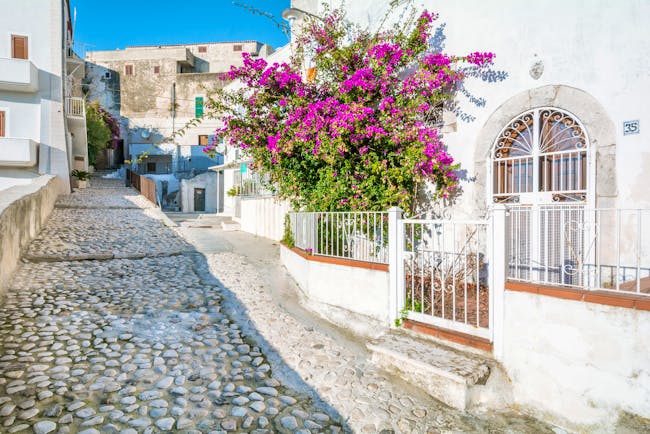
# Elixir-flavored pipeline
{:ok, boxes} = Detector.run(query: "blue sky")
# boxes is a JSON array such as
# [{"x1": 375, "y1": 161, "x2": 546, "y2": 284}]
[{"x1": 70, "y1": 0, "x2": 291, "y2": 51}]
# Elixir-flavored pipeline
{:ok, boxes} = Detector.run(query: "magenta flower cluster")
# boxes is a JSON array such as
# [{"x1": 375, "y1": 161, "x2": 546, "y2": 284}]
[{"x1": 205, "y1": 8, "x2": 494, "y2": 211}]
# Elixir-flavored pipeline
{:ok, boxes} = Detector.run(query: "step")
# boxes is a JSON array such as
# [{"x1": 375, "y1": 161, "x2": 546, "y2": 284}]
[
  {"x1": 367, "y1": 331, "x2": 510, "y2": 410},
  {"x1": 221, "y1": 221, "x2": 241, "y2": 231}
]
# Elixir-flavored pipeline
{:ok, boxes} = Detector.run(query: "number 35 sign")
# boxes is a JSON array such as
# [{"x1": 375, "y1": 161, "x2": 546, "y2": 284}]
[{"x1": 623, "y1": 120, "x2": 640, "y2": 135}]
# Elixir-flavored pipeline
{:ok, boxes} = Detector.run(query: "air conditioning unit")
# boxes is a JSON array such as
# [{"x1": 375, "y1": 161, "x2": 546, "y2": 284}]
[{"x1": 104, "y1": 71, "x2": 111, "y2": 80}]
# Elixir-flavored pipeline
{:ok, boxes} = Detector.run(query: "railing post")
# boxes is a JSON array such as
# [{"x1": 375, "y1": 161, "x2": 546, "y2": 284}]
[
  {"x1": 388, "y1": 206, "x2": 403, "y2": 327},
  {"x1": 490, "y1": 206, "x2": 507, "y2": 359}
]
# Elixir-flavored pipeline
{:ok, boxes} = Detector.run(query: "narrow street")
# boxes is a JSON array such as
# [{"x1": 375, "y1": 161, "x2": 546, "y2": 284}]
[{"x1": 0, "y1": 177, "x2": 554, "y2": 433}]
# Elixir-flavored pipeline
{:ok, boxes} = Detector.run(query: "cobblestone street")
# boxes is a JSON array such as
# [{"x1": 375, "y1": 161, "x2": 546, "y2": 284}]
[{"x1": 0, "y1": 178, "x2": 555, "y2": 433}]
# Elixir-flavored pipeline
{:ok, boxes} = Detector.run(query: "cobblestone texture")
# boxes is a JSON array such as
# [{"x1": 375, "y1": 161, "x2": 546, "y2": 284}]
[
  {"x1": 0, "y1": 178, "x2": 556, "y2": 433},
  {"x1": 206, "y1": 252, "x2": 555, "y2": 434}
]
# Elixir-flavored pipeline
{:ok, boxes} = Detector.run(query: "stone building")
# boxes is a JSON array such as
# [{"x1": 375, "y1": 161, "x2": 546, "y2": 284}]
[{"x1": 85, "y1": 41, "x2": 274, "y2": 166}]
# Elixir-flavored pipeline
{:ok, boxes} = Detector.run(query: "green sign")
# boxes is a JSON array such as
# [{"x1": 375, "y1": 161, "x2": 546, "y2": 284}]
[
  {"x1": 195, "y1": 96, "x2": 204, "y2": 117},
  {"x1": 240, "y1": 163, "x2": 247, "y2": 173}
]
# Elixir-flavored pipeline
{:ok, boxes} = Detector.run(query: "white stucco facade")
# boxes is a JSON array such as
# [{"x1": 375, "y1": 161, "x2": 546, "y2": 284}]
[
  {"x1": 275, "y1": 1, "x2": 650, "y2": 430},
  {"x1": 0, "y1": 0, "x2": 76, "y2": 193}
]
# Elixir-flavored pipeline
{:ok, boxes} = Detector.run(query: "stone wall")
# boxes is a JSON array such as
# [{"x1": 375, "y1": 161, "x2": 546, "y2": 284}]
[{"x1": 0, "y1": 175, "x2": 60, "y2": 292}]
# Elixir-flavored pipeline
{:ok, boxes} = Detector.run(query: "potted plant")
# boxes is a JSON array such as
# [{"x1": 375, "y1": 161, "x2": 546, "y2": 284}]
[{"x1": 71, "y1": 169, "x2": 91, "y2": 189}]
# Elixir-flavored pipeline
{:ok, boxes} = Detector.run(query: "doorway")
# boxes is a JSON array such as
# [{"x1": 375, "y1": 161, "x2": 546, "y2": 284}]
[{"x1": 194, "y1": 188, "x2": 206, "y2": 212}]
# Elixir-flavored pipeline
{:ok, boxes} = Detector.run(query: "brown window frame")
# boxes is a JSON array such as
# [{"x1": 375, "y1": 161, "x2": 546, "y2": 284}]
[
  {"x1": 125, "y1": 64, "x2": 134, "y2": 76},
  {"x1": 0, "y1": 111, "x2": 6, "y2": 137},
  {"x1": 153, "y1": 65, "x2": 160, "y2": 74},
  {"x1": 233, "y1": 44, "x2": 243, "y2": 52},
  {"x1": 11, "y1": 35, "x2": 28, "y2": 60},
  {"x1": 198, "y1": 46, "x2": 207, "y2": 53},
  {"x1": 198, "y1": 135, "x2": 209, "y2": 146}
]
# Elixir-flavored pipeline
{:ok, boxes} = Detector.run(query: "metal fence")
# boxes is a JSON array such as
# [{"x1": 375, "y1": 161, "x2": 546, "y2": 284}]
[
  {"x1": 288, "y1": 211, "x2": 388, "y2": 263},
  {"x1": 507, "y1": 206, "x2": 650, "y2": 296},
  {"x1": 234, "y1": 170, "x2": 275, "y2": 198},
  {"x1": 126, "y1": 169, "x2": 158, "y2": 206},
  {"x1": 401, "y1": 218, "x2": 491, "y2": 337}
]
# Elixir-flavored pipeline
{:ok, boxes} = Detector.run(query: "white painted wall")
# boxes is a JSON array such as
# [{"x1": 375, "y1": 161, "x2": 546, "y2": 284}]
[
  {"x1": 180, "y1": 171, "x2": 218, "y2": 213},
  {"x1": 281, "y1": 245, "x2": 390, "y2": 337},
  {"x1": 502, "y1": 290, "x2": 650, "y2": 429},
  {"x1": 314, "y1": 0, "x2": 650, "y2": 212},
  {"x1": 0, "y1": 0, "x2": 71, "y2": 192},
  {"x1": 239, "y1": 197, "x2": 290, "y2": 241}
]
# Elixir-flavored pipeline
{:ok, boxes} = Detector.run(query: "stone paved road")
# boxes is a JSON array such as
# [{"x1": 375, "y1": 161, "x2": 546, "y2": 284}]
[{"x1": 0, "y1": 178, "x2": 556, "y2": 433}]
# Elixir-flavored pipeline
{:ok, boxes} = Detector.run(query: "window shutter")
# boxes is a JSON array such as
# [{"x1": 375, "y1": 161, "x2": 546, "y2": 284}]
[
  {"x1": 195, "y1": 97, "x2": 204, "y2": 117},
  {"x1": 0, "y1": 111, "x2": 5, "y2": 137},
  {"x1": 125, "y1": 65, "x2": 133, "y2": 75},
  {"x1": 11, "y1": 35, "x2": 28, "y2": 59},
  {"x1": 153, "y1": 66, "x2": 160, "y2": 74}
]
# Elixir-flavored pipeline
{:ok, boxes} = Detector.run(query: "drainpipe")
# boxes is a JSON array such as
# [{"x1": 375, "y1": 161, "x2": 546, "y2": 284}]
[{"x1": 171, "y1": 82, "x2": 176, "y2": 138}]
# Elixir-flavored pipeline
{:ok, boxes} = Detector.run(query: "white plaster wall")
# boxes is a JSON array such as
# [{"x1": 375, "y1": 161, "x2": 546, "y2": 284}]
[
  {"x1": 240, "y1": 197, "x2": 290, "y2": 241},
  {"x1": 0, "y1": 0, "x2": 70, "y2": 193},
  {"x1": 280, "y1": 245, "x2": 391, "y2": 325},
  {"x1": 502, "y1": 290, "x2": 650, "y2": 430},
  {"x1": 180, "y1": 171, "x2": 218, "y2": 213},
  {"x1": 317, "y1": 0, "x2": 650, "y2": 211}
]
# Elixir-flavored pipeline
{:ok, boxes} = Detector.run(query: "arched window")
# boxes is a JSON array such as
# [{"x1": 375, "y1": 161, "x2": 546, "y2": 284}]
[{"x1": 491, "y1": 108, "x2": 589, "y2": 204}]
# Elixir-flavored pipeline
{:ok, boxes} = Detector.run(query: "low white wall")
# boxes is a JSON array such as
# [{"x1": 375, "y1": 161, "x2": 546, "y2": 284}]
[
  {"x1": 0, "y1": 175, "x2": 60, "y2": 292},
  {"x1": 281, "y1": 245, "x2": 390, "y2": 337},
  {"x1": 240, "y1": 196, "x2": 290, "y2": 241},
  {"x1": 502, "y1": 290, "x2": 650, "y2": 430}
]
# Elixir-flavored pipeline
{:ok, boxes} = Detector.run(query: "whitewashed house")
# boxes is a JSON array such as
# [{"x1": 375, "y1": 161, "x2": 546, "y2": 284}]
[
  {"x1": 251, "y1": 0, "x2": 650, "y2": 431},
  {"x1": 0, "y1": 0, "x2": 88, "y2": 287},
  {"x1": 0, "y1": 0, "x2": 87, "y2": 193}
]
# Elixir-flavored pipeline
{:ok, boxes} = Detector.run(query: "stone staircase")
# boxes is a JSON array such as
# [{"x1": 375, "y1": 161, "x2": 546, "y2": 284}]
[{"x1": 367, "y1": 330, "x2": 512, "y2": 410}]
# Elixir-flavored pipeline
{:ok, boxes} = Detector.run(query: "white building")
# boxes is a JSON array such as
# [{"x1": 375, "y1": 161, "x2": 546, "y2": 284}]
[
  {"x1": 0, "y1": 0, "x2": 87, "y2": 193},
  {"x1": 229, "y1": 0, "x2": 650, "y2": 431}
]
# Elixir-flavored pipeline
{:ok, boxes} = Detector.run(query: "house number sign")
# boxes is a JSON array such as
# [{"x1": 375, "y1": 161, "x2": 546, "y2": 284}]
[{"x1": 623, "y1": 120, "x2": 640, "y2": 135}]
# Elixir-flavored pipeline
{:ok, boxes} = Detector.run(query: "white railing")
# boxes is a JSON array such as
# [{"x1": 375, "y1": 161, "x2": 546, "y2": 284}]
[
  {"x1": 65, "y1": 97, "x2": 85, "y2": 118},
  {"x1": 400, "y1": 218, "x2": 492, "y2": 338},
  {"x1": 507, "y1": 206, "x2": 650, "y2": 296},
  {"x1": 237, "y1": 170, "x2": 275, "y2": 198},
  {"x1": 288, "y1": 211, "x2": 388, "y2": 263}
]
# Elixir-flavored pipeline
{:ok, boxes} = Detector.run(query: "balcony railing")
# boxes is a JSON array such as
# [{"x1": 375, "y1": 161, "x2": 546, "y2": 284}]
[{"x1": 65, "y1": 97, "x2": 85, "y2": 118}]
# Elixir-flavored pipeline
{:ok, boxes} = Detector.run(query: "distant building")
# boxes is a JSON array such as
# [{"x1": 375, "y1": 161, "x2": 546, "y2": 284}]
[
  {"x1": 85, "y1": 41, "x2": 274, "y2": 168},
  {"x1": 0, "y1": 0, "x2": 87, "y2": 193}
]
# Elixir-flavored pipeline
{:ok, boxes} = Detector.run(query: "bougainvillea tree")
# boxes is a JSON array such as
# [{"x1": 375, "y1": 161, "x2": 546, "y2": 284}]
[{"x1": 201, "y1": 8, "x2": 494, "y2": 212}]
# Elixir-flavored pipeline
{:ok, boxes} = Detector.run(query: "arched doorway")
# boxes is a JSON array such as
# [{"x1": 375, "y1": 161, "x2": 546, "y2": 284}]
[
  {"x1": 490, "y1": 107, "x2": 594, "y2": 286},
  {"x1": 490, "y1": 107, "x2": 590, "y2": 206}
]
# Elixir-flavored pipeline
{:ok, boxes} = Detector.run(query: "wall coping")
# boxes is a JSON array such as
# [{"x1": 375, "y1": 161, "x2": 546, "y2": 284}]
[
  {"x1": 505, "y1": 281, "x2": 650, "y2": 311},
  {"x1": 281, "y1": 243, "x2": 389, "y2": 272}
]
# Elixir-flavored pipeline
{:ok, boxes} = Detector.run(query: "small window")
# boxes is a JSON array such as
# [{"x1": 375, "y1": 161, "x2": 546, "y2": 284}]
[
  {"x1": 125, "y1": 64, "x2": 134, "y2": 75},
  {"x1": 233, "y1": 44, "x2": 243, "y2": 52},
  {"x1": 0, "y1": 111, "x2": 5, "y2": 137},
  {"x1": 11, "y1": 35, "x2": 28, "y2": 59},
  {"x1": 198, "y1": 135, "x2": 209, "y2": 146},
  {"x1": 153, "y1": 65, "x2": 160, "y2": 74},
  {"x1": 198, "y1": 46, "x2": 207, "y2": 53},
  {"x1": 146, "y1": 162, "x2": 156, "y2": 173}
]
